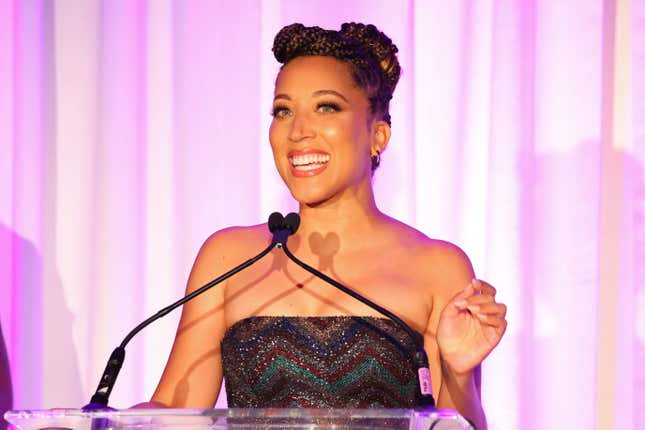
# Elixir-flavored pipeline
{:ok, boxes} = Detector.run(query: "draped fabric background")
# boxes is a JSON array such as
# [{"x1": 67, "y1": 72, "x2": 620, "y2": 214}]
[{"x1": 0, "y1": 1, "x2": 643, "y2": 429}]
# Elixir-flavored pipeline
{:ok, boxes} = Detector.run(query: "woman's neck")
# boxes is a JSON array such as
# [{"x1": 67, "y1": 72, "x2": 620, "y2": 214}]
[{"x1": 294, "y1": 185, "x2": 386, "y2": 255}]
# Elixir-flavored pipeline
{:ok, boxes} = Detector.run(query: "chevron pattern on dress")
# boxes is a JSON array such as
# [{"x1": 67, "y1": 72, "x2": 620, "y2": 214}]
[{"x1": 221, "y1": 316, "x2": 422, "y2": 408}]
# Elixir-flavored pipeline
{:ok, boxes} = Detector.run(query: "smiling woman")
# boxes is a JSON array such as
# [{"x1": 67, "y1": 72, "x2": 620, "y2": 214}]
[{"x1": 147, "y1": 23, "x2": 506, "y2": 430}]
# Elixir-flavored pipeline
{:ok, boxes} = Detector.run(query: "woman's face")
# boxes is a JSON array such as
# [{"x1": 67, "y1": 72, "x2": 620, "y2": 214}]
[{"x1": 269, "y1": 56, "x2": 377, "y2": 206}]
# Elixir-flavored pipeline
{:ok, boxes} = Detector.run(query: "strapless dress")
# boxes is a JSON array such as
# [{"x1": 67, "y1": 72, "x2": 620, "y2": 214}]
[{"x1": 220, "y1": 316, "x2": 422, "y2": 408}]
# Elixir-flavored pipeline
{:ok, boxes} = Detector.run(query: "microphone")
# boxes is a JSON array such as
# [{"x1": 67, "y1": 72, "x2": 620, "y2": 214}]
[
  {"x1": 275, "y1": 213, "x2": 436, "y2": 408},
  {"x1": 283, "y1": 212, "x2": 301, "y2": 234},
  {"x1": 83, "y1": 212, "x2": 292, "y2": 410},
  {"x1": 268, "y1": 212, "x2": 284, "y2": 233},
  {"x1": 271, "y1": 212, "x2": 300, "y2": 248}
]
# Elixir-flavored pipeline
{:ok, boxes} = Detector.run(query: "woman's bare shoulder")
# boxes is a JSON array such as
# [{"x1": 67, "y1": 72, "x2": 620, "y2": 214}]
[
  {"x1": 199, "y1": 223, "x2": 272, "y2": 258},
  {"x1": 185, "y1": 224, "x2": 273, "y2": 288},
  {"x1": 385, "y1": 217, "x2": 468, "y2": 258},
  {"x1": 385, "y1": 218, "x2": 474, "y2": 295}
]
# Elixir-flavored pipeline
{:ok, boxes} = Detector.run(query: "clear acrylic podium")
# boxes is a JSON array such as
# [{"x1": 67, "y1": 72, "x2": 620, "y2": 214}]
[{"x1": 5, "y1": 408, "x2": 473, "y2": 430}]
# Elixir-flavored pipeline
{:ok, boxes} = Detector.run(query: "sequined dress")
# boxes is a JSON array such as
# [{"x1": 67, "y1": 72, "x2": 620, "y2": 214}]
[{"x1": 221, "y1": 316, "x2": 422, "y2": 408}]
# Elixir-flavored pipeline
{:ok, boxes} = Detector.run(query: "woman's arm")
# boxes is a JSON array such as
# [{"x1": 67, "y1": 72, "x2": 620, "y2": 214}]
[
  {"x1": 422, "y1": 244, "x2": 506, "y2": 429},
  {"x1": 150, "y1": 230, "x2": 235, "y2": 408},
  {"x1": 437, "y1": 363, "x2": 484, "y2": 429}
]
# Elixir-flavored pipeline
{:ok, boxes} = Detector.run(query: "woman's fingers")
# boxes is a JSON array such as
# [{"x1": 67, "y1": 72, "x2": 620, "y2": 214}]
[
  {"x1": 473, "y1": 279, "x2": 496, "y2": 296},
  {"x1": 466, "y1": 302, "x2": 507, "y2": 316},
  {"x1": 470, "y1": 314, "x2": 508, "y2": 331},
  {"x1": 463, "y1": 294, "x2": 496, "y2": 306},
  {"x1": 451, "y1": 281, "x2": 477, "y2": 309},
  {"x1": 452, "y1": 279, "x2": 504, "y2": 315}
]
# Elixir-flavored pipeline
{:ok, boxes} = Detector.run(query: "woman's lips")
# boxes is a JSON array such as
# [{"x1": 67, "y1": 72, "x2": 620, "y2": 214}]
[
  {"x1": 288, "y1": 150, "x2": 330, "y2": 177},
  {"x1": 289, "y1": 162, "x2": 328, "y2": 177}
]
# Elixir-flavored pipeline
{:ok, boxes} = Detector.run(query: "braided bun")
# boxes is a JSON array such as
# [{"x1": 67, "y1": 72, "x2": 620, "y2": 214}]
[
  {"x1": 272, "y1": 22, "x2": 401, "y2": 126},
  {"x1": 339, "y1": 23, "x2": 400, "y2": 91}
]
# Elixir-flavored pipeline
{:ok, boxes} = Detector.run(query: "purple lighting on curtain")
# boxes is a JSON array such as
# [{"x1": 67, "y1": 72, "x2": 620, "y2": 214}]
[
  {"x1": 89, "y1": 0, "x2": 148, "y2": 403},
  {"x1": 0, "y1": 2, "x2": 643, "y2": 429},
  {"x1": 8, "y1": 0, "x2": 49, "y2": 409}
]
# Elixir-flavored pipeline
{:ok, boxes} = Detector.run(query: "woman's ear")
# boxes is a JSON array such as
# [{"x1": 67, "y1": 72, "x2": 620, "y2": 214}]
[{"x1": 371, "y1": 120, "x2": 391, "y2": 156}]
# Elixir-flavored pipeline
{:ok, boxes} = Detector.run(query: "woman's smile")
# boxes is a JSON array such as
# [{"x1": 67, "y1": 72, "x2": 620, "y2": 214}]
[{"x1": 288, "y1": 149, "x2": 331, "y2": 177}]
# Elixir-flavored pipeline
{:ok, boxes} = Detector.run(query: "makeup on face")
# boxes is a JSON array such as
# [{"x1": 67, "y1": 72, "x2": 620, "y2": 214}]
[{"x1": 268, "y1": 56, "x2": 375, "y2": 205}]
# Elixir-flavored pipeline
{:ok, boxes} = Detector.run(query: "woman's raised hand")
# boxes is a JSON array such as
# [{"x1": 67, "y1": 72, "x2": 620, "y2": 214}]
[{"x1": 436, "y1": 279, "x2": 507, "y2": 375}]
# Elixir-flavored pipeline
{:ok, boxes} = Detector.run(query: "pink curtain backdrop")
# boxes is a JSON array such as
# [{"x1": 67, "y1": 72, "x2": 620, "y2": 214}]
[{"x1": 0, "y1": 1, "x2": 643, "y2": 429}]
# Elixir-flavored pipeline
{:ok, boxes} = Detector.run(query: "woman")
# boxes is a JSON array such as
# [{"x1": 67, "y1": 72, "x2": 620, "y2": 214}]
[{"x1": 149, "y1": 23, "x2": 506, "y2": 429}]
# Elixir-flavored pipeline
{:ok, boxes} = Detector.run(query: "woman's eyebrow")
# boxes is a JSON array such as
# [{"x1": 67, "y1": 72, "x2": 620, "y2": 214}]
[
  {"x1": 273, "y1": 90, "x2": 349, "y2": 103},
  {"x1": 312, "y1": 90, "x2": 349, "y2": 102}
]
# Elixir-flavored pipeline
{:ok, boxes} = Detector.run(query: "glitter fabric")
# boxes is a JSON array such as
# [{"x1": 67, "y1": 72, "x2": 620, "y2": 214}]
[{"x1": 221, "y1": 316, "x2": 423, "y2": 408}]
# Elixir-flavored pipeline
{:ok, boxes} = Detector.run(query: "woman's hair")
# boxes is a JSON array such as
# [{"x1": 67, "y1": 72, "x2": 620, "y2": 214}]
[{"x1": 272, "y1": 23, "x2": 401, "y2": 127}]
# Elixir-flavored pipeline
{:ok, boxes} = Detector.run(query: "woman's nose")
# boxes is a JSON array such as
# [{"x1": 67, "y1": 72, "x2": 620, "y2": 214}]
[{"x1": 288, "y1": 112, "x2": 315, "y2": 142}]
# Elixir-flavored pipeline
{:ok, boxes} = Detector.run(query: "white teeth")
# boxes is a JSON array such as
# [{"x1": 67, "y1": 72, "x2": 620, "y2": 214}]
[
  {"x1": 290, "y1": 153, "x2": 330, "y2": 167},
  {"x1": 295, "y1": 163, "x2": 324, "y2": 171}
]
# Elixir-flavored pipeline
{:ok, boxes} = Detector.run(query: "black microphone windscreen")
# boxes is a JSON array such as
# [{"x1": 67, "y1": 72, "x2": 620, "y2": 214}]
[
  {"x1": 268, "y1": 212, "x2": 284, "y2": 233},
  {"x1": 284, "y1": 213, "x2": 301, "y2": 235}
]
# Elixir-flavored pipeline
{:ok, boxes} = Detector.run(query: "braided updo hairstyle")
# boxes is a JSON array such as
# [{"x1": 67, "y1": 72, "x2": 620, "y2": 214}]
[{"x1": 272, "y1": 22, "x2": 401, "y2": 127}]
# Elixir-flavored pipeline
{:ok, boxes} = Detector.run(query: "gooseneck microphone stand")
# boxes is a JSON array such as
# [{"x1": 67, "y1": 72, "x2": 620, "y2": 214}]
[{"x1": 84, "y1": 211, "x2": 435, "y2": 410}]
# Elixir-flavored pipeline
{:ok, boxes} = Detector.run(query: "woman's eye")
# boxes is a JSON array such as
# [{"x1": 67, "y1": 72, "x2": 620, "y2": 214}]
[
  {"x1": 271, "y1": 106, "x2": 290, "y2": 118},
  {"x1": 317, "y1": 103, "x2": 341, "y2": 113}
]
